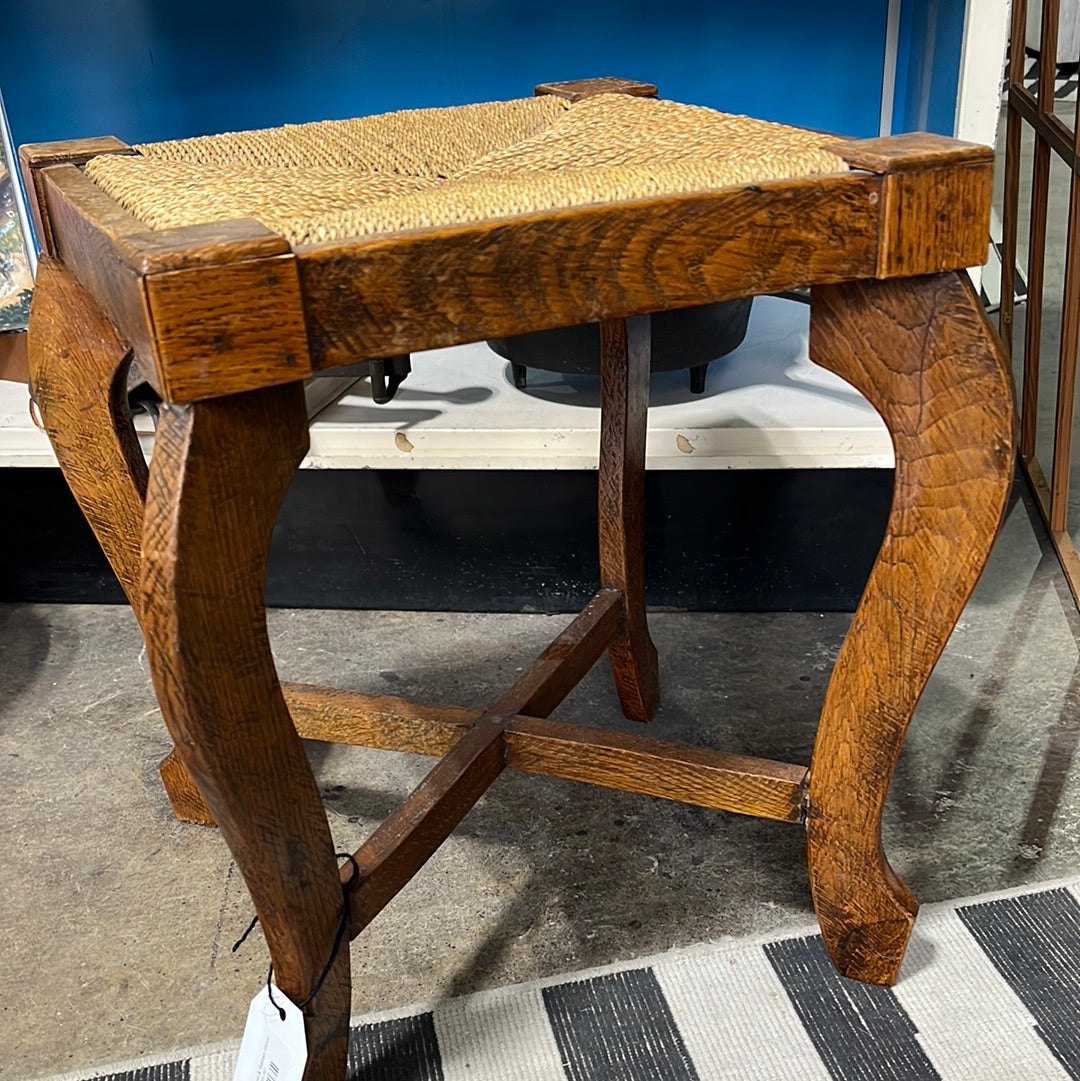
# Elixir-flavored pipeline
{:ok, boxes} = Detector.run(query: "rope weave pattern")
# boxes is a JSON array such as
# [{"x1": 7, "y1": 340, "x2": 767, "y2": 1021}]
[{"x1": 85, "y1": 93, "x2": 849, "y2": 246}]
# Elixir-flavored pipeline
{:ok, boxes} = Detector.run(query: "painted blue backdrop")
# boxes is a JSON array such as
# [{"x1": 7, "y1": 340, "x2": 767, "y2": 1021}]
[{"x1": 4, "y1": 1, "x2": 903, "y2": 149}]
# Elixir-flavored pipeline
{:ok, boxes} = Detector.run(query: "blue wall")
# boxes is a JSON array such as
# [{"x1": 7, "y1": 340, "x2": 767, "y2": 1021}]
[{"x1": 5, "y1": 1, "x2": 890, "y2": 149}]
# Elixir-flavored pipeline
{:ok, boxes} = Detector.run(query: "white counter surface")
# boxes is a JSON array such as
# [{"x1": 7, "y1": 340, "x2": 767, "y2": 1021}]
[{"x1": 0, "y1": 297, "x2": 892, "y2": 470}]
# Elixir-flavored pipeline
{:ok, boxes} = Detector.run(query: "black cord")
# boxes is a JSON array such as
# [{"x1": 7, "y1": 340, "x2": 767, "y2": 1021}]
[
  {"x1": 232, "y1": 913, "x2": 260, "y2": 953},
  {"x1": 233, "y1": 852, "x2": 360, "y2": 1022}
]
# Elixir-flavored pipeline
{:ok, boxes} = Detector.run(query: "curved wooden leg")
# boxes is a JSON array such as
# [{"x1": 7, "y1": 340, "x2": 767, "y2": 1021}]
[
  {"x1": 806, "y1": 271, "x2": 1015, "y2": 985},
  {"x1": 28, "y1": 255, "x2": 147, "y2": 605},
  {"x1": 27, "y1": 255, "x2": 213, "y2": 825},
  {"x1": 599, "y1": 316, "x2": 660, "y2": 721},
  {"x1": 141, "y1": 384, "x2": 349, "y2": 1079}
]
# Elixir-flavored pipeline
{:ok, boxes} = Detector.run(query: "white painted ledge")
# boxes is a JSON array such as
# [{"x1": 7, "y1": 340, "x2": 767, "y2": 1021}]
[{"x1": 0, "y1": 297, "x2": 893, "y2": 471}]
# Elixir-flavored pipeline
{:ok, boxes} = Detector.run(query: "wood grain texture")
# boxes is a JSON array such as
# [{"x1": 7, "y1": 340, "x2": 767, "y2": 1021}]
[
  {"x1": 38, "y1": 166, "x2": 311, "y2": 401},
  {"x1": 345, "y1": 715, "x2": 508, "y2": 937},
  {"x1": 811, "y1": 134, "x2": 992, "y2": 276},
  {"x1": 296, "y1": 172, "x2": 883, "y2": 370},
  {"x1": 37, "y1": 124, "x2": 994, "y2": 399},
  {"x1": 0, "y1": 331, "x2": 28, "y2": 383},
  {"x1": 534, "y1": 77, "x2": 658, "y2": 101},
  {"x1": 29, "y1": 256, "x2": 215, "y2": 829},
  {"x1": 826, "y1": 132, "x2": 993, "y2": 174},
  {"x1": 19, "y1": 136, "x2": 134, "y2": 255},
  {"x1": 27, "y1": 256, "x2": 147, "y2": 610},
  {"x1": 141, "y1": 383, "x2": 348, "y2": 1080},
  {"x1": 279, "y1": 683, "x2": 807, "y2": 823},
  {"x1": 875, "y1": 163, "x2": 993, "y2": 277},
  {"x1": 286, "y1": 684, "x2": 474, "y2": 755},
  {"x1": 599, "y1": 317, "x2": 659, "y2": 721},
  {"x1": 341, "y1": 589, "x2": 620, "y2": 934},
  {"x1": 143, "y1": 253, "x2": 312, "y2": 401},
  {"x1": 158, "y1": 749, "x2": 215, "y2": 826},
  {"x1": 806, "y1": 271, "x2": 1015, "y2": 985},
  {"x1": 30, "y1": 97, "x2": 1019, "y2": 999},
  {"x1": 123, "y1": 219, "x2": 292, "y2": 273},
  {"x1": 39, "y1": 165, "x2": 159, "y2": 381},
  {"x1": 507, "y1": 716, "x2": 806, "y2": 823}
]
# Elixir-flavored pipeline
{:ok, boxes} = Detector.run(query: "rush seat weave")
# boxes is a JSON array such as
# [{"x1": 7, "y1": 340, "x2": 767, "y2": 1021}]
[{"x1": 84, "y1": 93, "x2": 850, "y2": 245}]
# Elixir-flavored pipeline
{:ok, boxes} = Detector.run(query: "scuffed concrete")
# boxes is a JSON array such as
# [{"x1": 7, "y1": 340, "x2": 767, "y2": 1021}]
[{"x1": 3, "y1": 487, "x2": 1080, "y2": 1078}]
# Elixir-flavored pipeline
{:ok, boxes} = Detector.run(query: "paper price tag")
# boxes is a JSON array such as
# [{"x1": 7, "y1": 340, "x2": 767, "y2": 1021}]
[{"x1": 233, "y1": 985, "x2": 308, "y2": 1081}]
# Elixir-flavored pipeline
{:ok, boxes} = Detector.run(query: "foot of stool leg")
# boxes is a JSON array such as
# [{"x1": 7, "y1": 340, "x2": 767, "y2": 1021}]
[
  {"x1": 159, "y1": 749, "x2": 216, "y2": 826},
  {"x1": 806, "y1": 272, "x2": 1015, "y2": 985},
  {"x1": 142, "y1": 384, "x2": 349, "y2": 1079},
  {"x1": 599, "y1": 316, "x2": 660, "y2": 722}
]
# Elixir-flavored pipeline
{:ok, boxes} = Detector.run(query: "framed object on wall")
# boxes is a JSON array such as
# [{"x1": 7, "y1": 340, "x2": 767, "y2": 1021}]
[{"x1": 1, "y1": 87, "x2": 33, "y2": 334}]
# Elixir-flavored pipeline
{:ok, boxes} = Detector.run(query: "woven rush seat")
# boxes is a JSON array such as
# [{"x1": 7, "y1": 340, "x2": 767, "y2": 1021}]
[
  {"x1": 22, "y1": 77, "x2": 1017, "y2": 1081},
  {"x1": 84, "y1": 93, "x2": 850, "y2": 244}
]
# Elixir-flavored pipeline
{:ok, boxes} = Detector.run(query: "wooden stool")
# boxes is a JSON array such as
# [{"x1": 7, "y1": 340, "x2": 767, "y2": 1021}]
[{"x1": 22, "y1": 78, "x2": 1015, "y2": 1080}]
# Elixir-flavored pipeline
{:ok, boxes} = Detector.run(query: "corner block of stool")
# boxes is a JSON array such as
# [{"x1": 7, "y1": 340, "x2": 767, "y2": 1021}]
[{"x1": 534, "y1": 77, "x2": 659, "y2": 101}]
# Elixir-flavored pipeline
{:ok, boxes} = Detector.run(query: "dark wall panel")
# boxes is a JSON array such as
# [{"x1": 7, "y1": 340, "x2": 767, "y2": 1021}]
[{"x1": 0, "y1": 467, "x2": 891, "y2": 613}]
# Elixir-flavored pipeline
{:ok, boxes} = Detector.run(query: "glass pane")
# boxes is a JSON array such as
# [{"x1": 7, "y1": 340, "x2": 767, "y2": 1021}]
[
  {"x1": 996, "y1": 104, "x2": 1039, "y2": 412},
  {"x1": 0, "y1": 90, "x2": 33, "y2": 333},
  {"x1": 1026, "y1": 0, "x2": 1046, "y2": 100},
  {"x1": 1058, "y1": 0, "x2": 1080, "y2": 70},
  {"x1": 1036, "y1": 141, "x2": 1071, "y2": 483}
]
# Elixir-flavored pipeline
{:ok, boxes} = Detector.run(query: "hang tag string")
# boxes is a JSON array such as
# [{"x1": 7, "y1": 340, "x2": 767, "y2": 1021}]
[{"x1": 233, "y1": 852, "x2": 359, "y2": 1021}]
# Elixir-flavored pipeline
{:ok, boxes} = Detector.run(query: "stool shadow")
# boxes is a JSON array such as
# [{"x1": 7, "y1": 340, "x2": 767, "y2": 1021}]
[
  {"x1": 509, "y1": 341, "x2": 871, "y2": 413},
  {"x1": 0, "y1": 605, "x2": 54, "y2": 725},
  {"x1": 889, "y1": 480, "x2": 1080, "y2": 895},
  {"x1": 296, "y1": 623, "x2": 824, "y2": 994},
  {"x1": 321, "y1": 383, "x2": 494, "y2": 428},
  {"x1": 320, "y1": 764, "x2": 810, "y2": 996}
]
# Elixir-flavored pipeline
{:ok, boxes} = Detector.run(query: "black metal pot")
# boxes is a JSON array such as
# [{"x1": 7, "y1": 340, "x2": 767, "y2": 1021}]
[{"x1": 488, "y1": 297, "x2": 753, "y2": 394}]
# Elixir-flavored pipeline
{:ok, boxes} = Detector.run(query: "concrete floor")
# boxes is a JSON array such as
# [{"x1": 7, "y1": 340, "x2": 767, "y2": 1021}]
[{"x1": 3, "y1": 480, "x2": 1080, "y2": 1078}]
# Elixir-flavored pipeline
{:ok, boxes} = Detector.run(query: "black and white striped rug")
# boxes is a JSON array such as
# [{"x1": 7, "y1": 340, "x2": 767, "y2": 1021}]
[
  {"x1": 1022, "y1": 53, "x2": 1080, "y2": 102},
  {"x1": 39, "y1": 876, "x2": 1080, "y2": 1081}
]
